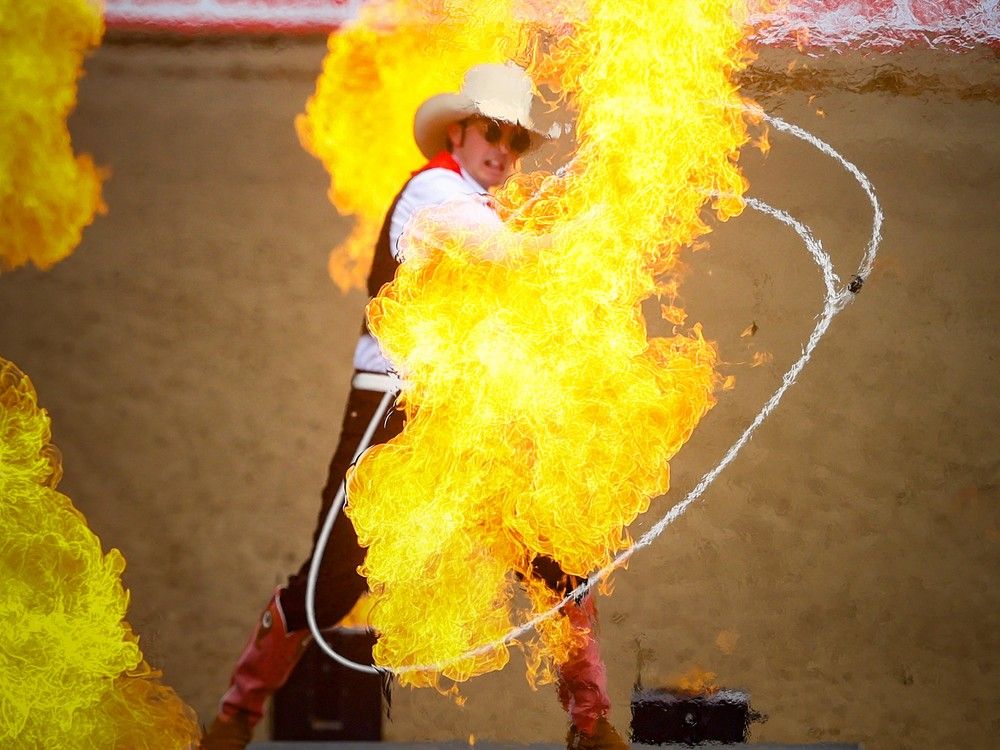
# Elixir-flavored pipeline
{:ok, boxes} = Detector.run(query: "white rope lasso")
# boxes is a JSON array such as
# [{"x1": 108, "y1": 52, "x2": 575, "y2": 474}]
[
  {"x1": 305, "y1": 110, "x2": 883, "y2": 676},
  {"x1": 305, "y1": 388, "x2": 395, "y2": 675}
]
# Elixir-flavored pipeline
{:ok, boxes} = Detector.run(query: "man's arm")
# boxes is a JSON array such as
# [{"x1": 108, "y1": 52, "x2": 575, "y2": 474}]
[{"x1": 391, "y1": 169, "x2": 503, "y2": 263}]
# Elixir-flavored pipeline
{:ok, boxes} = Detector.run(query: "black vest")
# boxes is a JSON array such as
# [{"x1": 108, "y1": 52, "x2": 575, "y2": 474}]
[
  {"x1": 361, "y1": 179, "x2": 411, "y2": 335},
  {"x1": 362, "y1": 154, "x2": 465, "y2": 335}
]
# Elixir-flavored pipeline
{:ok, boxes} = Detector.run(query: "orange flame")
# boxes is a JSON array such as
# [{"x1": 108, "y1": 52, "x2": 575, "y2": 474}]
[
  {"x1": 306, "y1": 0, "x2": 753, "y2": 688},
  {"x1": 669, "y1": 666, "x2": 720, "y2": 696},
  {"x1": 0, "y1": 0, "x2": 105, "y2": 272},
  {"x1": 661, "y1": 304, "x2": 689, "y2": 326},
  {"x1": 297, "y1": 0, "x2": 530, "y2": 292},
  {"x1": 754, "y1": 126, "x2": 771, "y2": 156},
  {"x1": 336, "y1": 593, "x2": 376, "y2": 630}
]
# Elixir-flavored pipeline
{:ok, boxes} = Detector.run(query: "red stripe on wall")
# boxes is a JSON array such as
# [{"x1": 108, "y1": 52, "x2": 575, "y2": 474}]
[{"x1": 102, "y1": 0, "x2": 1000, "y2": 49}]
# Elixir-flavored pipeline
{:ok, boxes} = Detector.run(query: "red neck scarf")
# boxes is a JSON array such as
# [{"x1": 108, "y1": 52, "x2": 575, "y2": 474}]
[{"x1": 413, "y1": 150, "x2": 462, "y2": 177}]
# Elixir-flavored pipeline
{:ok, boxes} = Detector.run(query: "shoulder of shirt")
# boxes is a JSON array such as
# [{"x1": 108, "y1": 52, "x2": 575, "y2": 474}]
[{"x1": 403, "y1": 167, "x2": 479, "y2": 202}]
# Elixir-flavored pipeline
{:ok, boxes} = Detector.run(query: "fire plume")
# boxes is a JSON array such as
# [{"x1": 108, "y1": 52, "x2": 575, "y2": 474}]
[
  {"x1": 0, "y1": 0, "x2": 105, "y2": 272},
  {"x1": 0, "y1": 358, "x2": 198, "y2": 747},
  {"x1": 297, "y1": 0, "x2": 530, "y2": 291},
  {"x1": 310, "y1": 0, "x2": 751, "y2": 688}
]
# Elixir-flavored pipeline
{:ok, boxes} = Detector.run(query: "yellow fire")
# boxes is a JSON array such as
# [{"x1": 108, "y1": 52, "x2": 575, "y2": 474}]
[
  {"x1": 297, "y1": 0, "x2": 530, "y2": 292},
  {"x1": 0, "y1": 0, "x2": 105, "y2": 272},
  {"x1": 0, "y1": 358, "x2": 199, "y2": 747},
  {"x1": 306, "y1": 0, "x2": 751, "y2": 688}
]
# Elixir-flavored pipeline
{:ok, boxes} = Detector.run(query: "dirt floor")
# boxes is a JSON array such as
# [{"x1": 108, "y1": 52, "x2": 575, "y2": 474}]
[{"x1": 0, "y1": 36, "x2": 997, "y2": 749}]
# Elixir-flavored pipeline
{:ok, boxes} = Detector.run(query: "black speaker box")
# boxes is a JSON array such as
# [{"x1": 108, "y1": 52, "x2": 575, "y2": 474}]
[
  {"x1": 271, "y1": 628, "x2": 382, "y2": 741},
  {"x1": 630, "y1": 687, "x2": 752, "y2": 745}
]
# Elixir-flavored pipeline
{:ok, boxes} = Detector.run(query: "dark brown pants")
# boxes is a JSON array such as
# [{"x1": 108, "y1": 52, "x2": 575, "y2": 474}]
[
  {"x1": 280, "y1": 383, "x2": 403, "y2": 633},
  {"x1": 279, "y1": 376, "x2": 580, "y2": 634}
]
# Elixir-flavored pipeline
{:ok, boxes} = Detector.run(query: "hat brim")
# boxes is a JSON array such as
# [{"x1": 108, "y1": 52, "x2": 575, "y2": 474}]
[{"x1": 413, "y1": 92, "x2": 549, "y2": 160}]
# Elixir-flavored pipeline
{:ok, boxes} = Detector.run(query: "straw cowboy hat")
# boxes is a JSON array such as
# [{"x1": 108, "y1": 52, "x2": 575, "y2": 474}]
[{"x1": 413, "y1": 62, "x2": 551, "y2": 159}]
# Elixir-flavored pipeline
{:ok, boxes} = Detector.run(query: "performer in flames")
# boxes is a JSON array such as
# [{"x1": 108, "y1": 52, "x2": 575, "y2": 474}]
[{"x1": 200, "y1": 63, "x2": 628, "y2": 750}]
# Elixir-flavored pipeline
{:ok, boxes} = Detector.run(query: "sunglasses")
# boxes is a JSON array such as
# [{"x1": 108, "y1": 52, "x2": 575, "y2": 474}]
[{"x1": 467, "y1": 118, "x2": 532, "y2": 154}]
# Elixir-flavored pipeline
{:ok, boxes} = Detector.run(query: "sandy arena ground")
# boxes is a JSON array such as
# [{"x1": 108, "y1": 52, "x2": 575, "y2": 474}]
[{"x1": 0, "y1": 36, "x2": 997, "y2": 749}]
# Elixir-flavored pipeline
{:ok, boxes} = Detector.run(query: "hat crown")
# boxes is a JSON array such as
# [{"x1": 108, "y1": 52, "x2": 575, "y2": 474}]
[
  {"x1": 460, "y1": 63, "x2": 535, "y2": 128},
  {"x1": 412, "y1": 62, "x2": 548, "y2": 159}
]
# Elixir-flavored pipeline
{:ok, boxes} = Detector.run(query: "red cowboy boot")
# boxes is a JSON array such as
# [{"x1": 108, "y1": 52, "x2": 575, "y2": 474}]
[
  {"x1": 557, "y1": 596, "x2": 628, "y2": 750},
  {"x1": 566, "y1": 717, "x2": 630, "y2": 750},
  {"x1": 199, "y1": 587, "x2": 310, "y2": 750}
]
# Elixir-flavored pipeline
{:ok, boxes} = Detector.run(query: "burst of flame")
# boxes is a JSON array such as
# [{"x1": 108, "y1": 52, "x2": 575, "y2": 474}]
[
  {"x1": 670, "y1": 666, "x2": 720, "y2": 695},
  {"x1": 0, "y1": 3, "x2": 195, "y2": 743},
  {"x1": 337, "y1": 592, "x2": 376, "y2": 629},
  {"x1": 754, "y1": 126, "x2": 771, "y2": 155},
  {"x1": 661, "y1": 304, "x2": 689, "y2": 326},
  {"x1": 0, "y1": 0, "x2": 105, "y2": 272},
  {"x1": 306, "y1": 0, "x2": 752, "y2": 688},
  {"x1": 297, "y1": 0, "x2": 531, "y2": 292},
  {"x1": 0, "y1": 357, "x2": 199, "y2": 747}
]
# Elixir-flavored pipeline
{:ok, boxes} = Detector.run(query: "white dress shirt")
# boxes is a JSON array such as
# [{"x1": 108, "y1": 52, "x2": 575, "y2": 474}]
[{"x1": 352, "y1": 160, "x2": 501, "y2": 374}]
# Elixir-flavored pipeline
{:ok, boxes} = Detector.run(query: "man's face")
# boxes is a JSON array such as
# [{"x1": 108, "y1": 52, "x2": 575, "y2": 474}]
[{"x1": 447, "y1": 117, "x2": 531, "y2": 189}]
